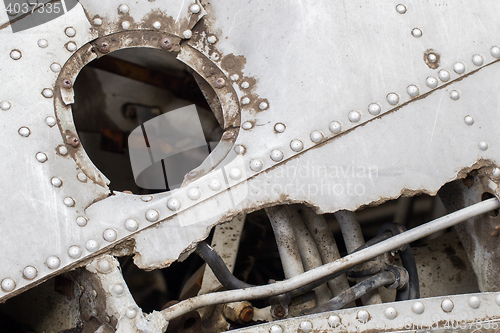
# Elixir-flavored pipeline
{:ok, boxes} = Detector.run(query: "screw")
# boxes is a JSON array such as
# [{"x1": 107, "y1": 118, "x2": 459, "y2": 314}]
[
  {"x1": 187, "y1": 171, "x2": 198, "y2": 179},
  {"x1": 214, "y1": 77, "x2": 226, "y2": 88},
  {"x1": 239, "y1": 307, "x2": 254, "y2": 323},
  {"x1": 273, "y1": 305, "x2": 286, "y2": 319},
  {"x1": 62, "y1": 79, "x2": 72, "y2": 89},
  {"x1": 222, "y1": 131, "x2": 234, "y2": 140},
  {"x1": 99, "y1": 42, "x2": 109, "y2": 53},
  {"x1": 161, "y1": 38, "x2": 172, "y2": 50},
  {"x1": 69, "y1": 137, "x2": 80, "y2": 147}
]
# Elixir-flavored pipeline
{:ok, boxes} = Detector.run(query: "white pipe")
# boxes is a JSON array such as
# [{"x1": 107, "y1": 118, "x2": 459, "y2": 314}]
[{"x1": 161, "y1": 198, "x2": 499, "y2": 321}]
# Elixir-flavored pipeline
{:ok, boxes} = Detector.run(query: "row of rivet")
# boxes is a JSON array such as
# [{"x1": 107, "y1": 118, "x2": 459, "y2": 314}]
[{"x1": 266, "y1": 295, "x2": 500, "y2": 333}]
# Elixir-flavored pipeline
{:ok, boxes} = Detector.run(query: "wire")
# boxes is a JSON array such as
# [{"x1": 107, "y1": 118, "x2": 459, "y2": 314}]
[{"x1": 161, "y1": 198, "x2": 499, "y2": 321}]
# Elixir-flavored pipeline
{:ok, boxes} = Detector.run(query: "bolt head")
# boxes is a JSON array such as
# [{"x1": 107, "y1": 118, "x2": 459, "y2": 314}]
[
  {"x1": 214, "y1": 77, "x2": 226, "y2": 88},
  {"x1": 62, "y1": 79, "x2": 72, "y2": 89},
  {"x1": 69, "y1": 137, "x2": 80, "y2": 147},
  {"x1": 161, "y1": 38, "x2": 172, "y2": 50},
  {"x1": 99, "y1": 42, "x2": 109, "y2": 53}
]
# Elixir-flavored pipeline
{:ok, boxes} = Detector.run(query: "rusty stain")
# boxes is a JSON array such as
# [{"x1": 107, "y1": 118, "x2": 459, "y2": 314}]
[
  {"x1": 239, "y1": 306, "x2": 254, "y2": 322},
  {"x1": 424, "y1": 49, "x2": 440, "y2": 69}
]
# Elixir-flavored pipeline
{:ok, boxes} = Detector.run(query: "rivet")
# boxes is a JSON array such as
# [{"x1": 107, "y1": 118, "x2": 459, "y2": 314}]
[
  {"x1": 125, "y1": 308, "x2": 137, "y2": 319},
  {"x1": 57, "y1": 146, "x2": 67, "y2": 155},
  {"x1": 37, "y1": 39, "x2": 48, "y2": 48},
  {"x1": 230, "y1": 74, "x2": 239, "y2": 81},
  {"x1": 42, "y1": 89, "x2": 54, "y2": 98},
  {"x1": 64, "y1": 197, "x2": 75, "y2": 207},
  {"x1": 65, "y1": 27, "x2": 76, "y2": 37},
  {"x1": 76, "y1": 216, "x2": 88, "y2": 227},
  {"x1": 141, "y1": 195, "x2": 152, "y2": 202},
  {"x1": 187, "y1": 188, "x2": 201, "y2": 200},
  {"x1": 93, "y1": 17, "x2": 103, "y2": 26},
  {"x1": 50, "y1": 63, "x2": 61, "y2": 73},
  {"x1": 441, "y1": 299, "x2": 454, "y2": 312},
  {"x1": 121, "y1": 21, "x2": 130, "y2": 30},
  {"x1": 62, "y1": 79, "x2": 72, "y2": 89},
  {"x1": 407, "y1": 85, "x2": 419, "y2": 97},
  {"x1": 426, "y1": 77, "x2": 438, "y2": 88},
  {"x1": 85, "y1": 239, "x2": 100, "y2": 252},
  {"x1": 146, "y1": 209, "x2": 159, "y2": 222},
  {"x1": 66, "y1": 42, "x2": 77, "y2": 52},
  {"x1": 23, "y1": 266, "x2": 37, "y2": 280},
  {"x1": 454, "y1": 62, "x2": 465, "y2": 74},
  {"x1": 329, "y1": 121, "x2": 341, "y2": 133},
  {"x1": 69, "y1": 137, "x2": 80, "y2": 147},
  {"x1": 327, "y1": 315, "x2": 341, "y2": 327},
  {"x1": 269, "y1": 325, "x2": 282, "y2": 333},
  {"x1": 259, "y1": 102, "x2": 268, "y2": 110},
  {"x1": 222, "y1": 131, "x2": 234, "y2": 140},
  {"x1": 51, "y1": 177, "x2": 62, "y2": 187},
  {"x1": 478, "y1": 141, "x2": 488, "y2": 151},
  {"x1": 1, "y1": 279, "x2": 15, "y2": 292},
  {"x1": 290, "y1": 140, "x2": 304, "y2": 152},
  {"x1": 469, "y1": 296, "x2": 481, "y2": 309},
  {"x1": 241, "y1": 97, "x2": 250, "y2": 105},
  {"x1": 472, "y1": 54, "x2": 484, "y2": 66},
  {"x1": 125, "y1": 219, "x2": 139, "y2": 231},
  {"x1": 368, "y1": 103, "x2": 381, "y2": 115},
  {"x1": 348, "y1": 110, "x2": 361, "y2": 122},
  {"x1": 112, "y1": 283, "x2": 124, "y2": 295},
  {"x1": 98, "y1": 259, "x2": 112, "y2": 273},
  {"x1": 449, "y1": 90, "x2": 460, "y2": 100},
  {"x1": 412, "y1": 301, "x2": 425, "y2": 314},
  {"x1": 428, "y1": 53, "x2": 437, "y2": 63},
  {"x1": 189, "y1": 4, "x2": 201, "y2": 13},
  {"x1": 153, "y1": 21, "x2": 161, "y2": 29},
  {"x1": 250, "y1": 160, "x2": 263, "y2": 172},
  {"x1": 207, "y1": 36, "x2": 217, "y2": 44},
  {"x1": 234, "y1": 145, "x2": 246, "y2": 154},
  {"x1": 68, "y1": 246, "x2": 82, "y2": 259},
  {"x1": 209, "y1": 179, "x2": 222, "y2": 191},
  {"x1": 492, "y1": 168, "x2": 500, "y2": 178},
  {"x1": 496, "y1": 294, "x2": 500, "y2": 306},
  {"x1": 103, "y1": 229, "x2": 117, "y2": 242},
  {"x1": 77, "y1": 172, "x2": 87, "y2": 182},
  {"x1": 396, "y1": 4, "x2": 406, "y2": 14},
  {"x1": 36, "y1": 152, "x2": 47, "y2": 163},
  {"x1": 98, "y1": 42, "x2": 109, "y2": 53},
  {"x1": 183, "y1": 30, "x2": 192, "y2": 39},
  {"x1": 242, "y1": 121, "x2": 253, "y2": 130},
  {"x1": 310, "y1": 130, "x2": 323, "y2": 143},
  {"x1": 356, "y1": 310, "x2": 370, "y2": 322},
  {"x1": 45, "y1": 117, "x2": 56, "y2": 128},
  {"x1": 387, "y1": 93, "x2": 399, "y2": 105},
  {"x1": 464, "y1": 115, "x2": 474, "y2": 126},
  {"x1": 241, "y1": 82, "x2": 249, "y2": 89},
  {"x1": 229, "y1": 167, "x2": 242, "y2": 179},
  {"x1": 214, "y1": 77, "x2": 226, "y2": 88},
  {"x1": 167, "y1": 198, "x2": 181, "y2": 211},
  {"x1": 274, "y1": 123, "x2": 286, "y2": 133},
  {"x1": 491, "y1": 46, "x2": 500, "y2": 58},
  {"x1": 270, "y1": 150, "x2": 284, "y2": 162},
  {"x1": 10, "y1": 50, "x2": 21, "y2": 60},
  {"x1": 411, "y1": 28, "x2": 422, "y2": 38},
  {"x1": 438, "y1": 70, "x2": 450, "y2": 82},
  {"x1": 118, "y1": 4, "x2": 129, "y2": 13},
  {"x1": 384, "y1": 307, "x2": 397, "y2": 320},
  {"x1": 46, "y1": 256, "x2": 60, "y2": 269},
  {"x1": 0, "y1": 101, "x2": 11, "y2": 111},
  {"x1": 298, "y1": 321, "x2": 312, "y2": 333},
  {"x1": 18, "y1": 127, "x2": 30, "y2": 137}
]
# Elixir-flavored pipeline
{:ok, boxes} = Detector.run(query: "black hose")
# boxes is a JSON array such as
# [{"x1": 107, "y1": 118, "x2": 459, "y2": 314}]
[
  {"x1": 195, "y1": 241, "x2": 253, "y2": 290},
  {"x1": 397, "y1": 246, "x2": 420, "y2": 300},
  {"x1": 302, "y1": 270, "x2": 396, "y2": 315}
]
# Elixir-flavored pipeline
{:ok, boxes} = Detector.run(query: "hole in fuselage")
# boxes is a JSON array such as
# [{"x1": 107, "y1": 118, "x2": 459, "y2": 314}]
[{"x1": 72, "y1": 47, "x2": 222, "y2": 194}]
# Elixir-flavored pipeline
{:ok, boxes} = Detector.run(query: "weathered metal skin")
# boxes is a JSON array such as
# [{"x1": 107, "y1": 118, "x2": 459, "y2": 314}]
[{"x1": 2, "y1": 2, "x2": 500, "y2": 329}]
